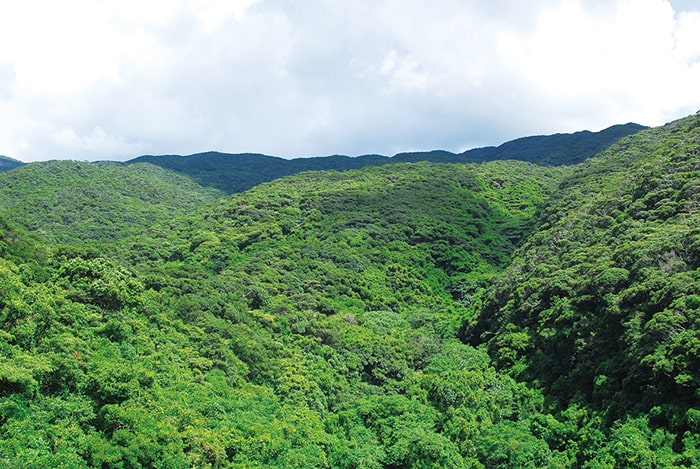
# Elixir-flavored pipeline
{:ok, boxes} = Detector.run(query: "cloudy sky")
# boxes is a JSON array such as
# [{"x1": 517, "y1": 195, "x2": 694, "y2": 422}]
[{"x1": 1, "y1": 0, "x2": 699, "y2": 162}]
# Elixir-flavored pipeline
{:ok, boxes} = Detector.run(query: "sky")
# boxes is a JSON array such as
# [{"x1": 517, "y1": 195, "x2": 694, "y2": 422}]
[{"x1": 1, "y1": 0, "x2": 699, "y2": 162}]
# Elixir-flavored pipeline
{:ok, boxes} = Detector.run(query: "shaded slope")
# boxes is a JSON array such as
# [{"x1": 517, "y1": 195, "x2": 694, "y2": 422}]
[
  {"x1": 128, "y1": 161, "x2": 568, "y2": 315},
  {"x1": 1, "y1": 160, "x2": 581, "y2": 468},
  {"x1": 127, "y1": 123, "x2": 645, "y2": 193},
  {"x1": 0, "y1": 155, "x2": 24, "y2": 172},
  {"x1": 466, "y1": 112, "x2": 700, "y2": 429},
  {"x1": 128, "y1": 151, "x2": 390, "y2": 194},
  {"x1": 459, "y1": 122, "x2": 648, "y2": 165},
  {"x1": 0, "y1": 160, "x2": 224, "y2": 244}
]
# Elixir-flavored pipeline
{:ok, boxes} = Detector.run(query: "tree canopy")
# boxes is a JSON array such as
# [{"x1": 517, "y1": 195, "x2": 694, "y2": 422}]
[{"x1": 0, "y1": 113, "x2": 698, "y2": 467}]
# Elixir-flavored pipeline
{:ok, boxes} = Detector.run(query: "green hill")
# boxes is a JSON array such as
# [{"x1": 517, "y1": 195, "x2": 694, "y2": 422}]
[
  {"x1": 127, "y1": 151, "x2": 392, "y2": 193},
  {"x1": 0, "y1": 160, "x2": 224, "y2": 244},
  {"x1": 127, "y1": 123, "x2": 645, "y2": 193},
  {"x1": 0, "y1": 155, "x2": 24, "y2": 172},
  {"x1": 129, "y1": 160, "x2": 566, "y2": 314},
  {"x1": 1, "y1": 113, "x2": 698, "y2": 467},
  {"x1": 395, "y1": 123, "x2": 648, "y2": 165},
  {"x1": 466, "y1": 111, "x2": 700, "y2": 457},
  {"x1": 1, "y1": 160, "x2": 578, "y2": 467}
]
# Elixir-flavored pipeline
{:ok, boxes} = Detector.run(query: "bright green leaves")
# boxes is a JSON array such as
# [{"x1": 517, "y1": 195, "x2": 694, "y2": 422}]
[
  {"x1": 0, "y1": 351, "x2": 52, "y2": 397},
  {"x1": 0, "y1": 114, "x2": 697, "y2": 467},
  {"x1": 55, "y1": 257, "x2": 143, "y2": 311},
  {"x1": 0, "y1": 259, "x2": 23, "y2": 323},
  {"x1": 330, "y1": 394, "x2": 466, "y2": 468},
  {"x1": 0, "y1": 395, "x2": 95, "y2": 468},
  {"x1": 0, "y1": 161, "x2": 224, "y2": 245}
]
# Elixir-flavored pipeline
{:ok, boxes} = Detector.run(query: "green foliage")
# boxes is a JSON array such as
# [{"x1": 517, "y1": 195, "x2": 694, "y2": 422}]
[
  {"x1": 150, "y1": 162, "x2": 564, "y2": 324},
  {"x1": 0, "y1": 160, "x2": 223, "y2": 244},
  {"x1": 0, "y1": 113, "x2": 697, "y2": 466},
  {"x1": 467, "y1": 111, "x2": 700, "y2": 448},
  {"x1": 55, "y1": 257, "x2": 143, "y2": 310}
]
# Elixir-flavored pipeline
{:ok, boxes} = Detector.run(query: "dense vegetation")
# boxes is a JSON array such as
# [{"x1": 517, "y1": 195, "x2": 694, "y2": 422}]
[
  {"x1": 127, "y1": 123, "x2": 644, "y2": 193},
  {"x1": 0, "y1": 161, "x2": 223, "y2": 244},
  {"x1": 0, "y1": 114, "x2": 698, "y2": 467},
  {"x1": 466, "y1": 112, "x2": 700, "y2": 461},
  {"x1": 127, "y1": 152, "x2": 390, "y2": 195}
]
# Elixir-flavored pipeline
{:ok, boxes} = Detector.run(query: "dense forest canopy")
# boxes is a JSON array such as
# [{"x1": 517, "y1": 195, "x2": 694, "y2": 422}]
[
  {"x1": 0, "y1": 113, "x2": 698, "y2": 467},
  {"x1": 0, "y1": 161, "x2": 224, "y2": 244},
  {"x1": 465, "y1": 112, "x2": 700, "y2": 431}
]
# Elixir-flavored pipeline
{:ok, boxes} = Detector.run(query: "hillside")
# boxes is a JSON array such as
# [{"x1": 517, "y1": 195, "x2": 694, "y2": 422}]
[
  {"x1": 395, "y1": 123, "x2": 648, "y2": 166},
  {"x1": 1, "y1": 160, "x2": 582, "y2": 467},
  {"x1": 0, "y1": 155, "x2": 24, "y2": 172},
  {"x1": 127, "y1": 152, "x2": 391, "y2": 195},
  {"x1": 127, "y1": 123, "x2": 645, "y2": 193},
  {"x1": 459, "y1": 122, "x2": 647, "y2": 165},
  {"x1": 466, "y1": 111, "x2": 700, "y2": 457},
  {"x1": 127, "y1": 161, "x2": 566, "y2": 315},
  {"x1": 1, "y1": 113, "x2": 699, "y2": 467},
  {"x1": 0, "y1": 160, "x2": 224, "y2": 244}
]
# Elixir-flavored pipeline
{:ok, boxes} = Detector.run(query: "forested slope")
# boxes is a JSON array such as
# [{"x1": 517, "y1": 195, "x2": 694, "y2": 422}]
[
  {"x1": 467, "y1": 111, "x2": 700, "y2": 462},
  {"x1": 1, "y1": 113, "x2": 698, "y2": 467},
  {"x1": 127, "y1": 152, "x2": 391, "y2": 194},
  {"x1": 0, "y1": 161, "x2": 224, "y2": 244},
  {"x1": 129, "y1": 161, "x2": 566, "y2": 314},
  {"x1": 1, "y1": 161, "x2": 585, "y2": 467},
  {"x1": 396, "y1": 123, "x2": 647, "y2": 166}
]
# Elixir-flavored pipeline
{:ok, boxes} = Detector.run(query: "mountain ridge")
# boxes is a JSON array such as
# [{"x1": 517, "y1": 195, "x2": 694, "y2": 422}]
[
  {"x1": 0, "y1": 154, "x2": 24, "y2": 172},
  {"x1": 126, "y1": 122, "x2": 646, "y2": 193},
  {"x1": 465, "y1": 111, "x2": 700, "y2": 431},
  {"x1": 0, "y1": 123, "x2": 647, "y2": 196}
]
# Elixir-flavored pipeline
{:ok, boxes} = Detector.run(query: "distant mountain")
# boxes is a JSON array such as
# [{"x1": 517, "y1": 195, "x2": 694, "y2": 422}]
[
  {"x1": 396, "y1": 123, "x2": 649, "y2": 165},
  {"x1": 127, "y1": 123, "x2": 646, "y2": 193},
  {"x1": 0, "y1": 155, "x2": 25, "y2": 172},
  {"x1": 127, "y1": 152, "x2": 391, "y2": 194}
]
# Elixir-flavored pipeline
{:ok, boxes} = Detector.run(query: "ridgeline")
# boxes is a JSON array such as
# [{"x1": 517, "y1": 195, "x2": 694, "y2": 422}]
[{"x1": 126, "y1": 123, "x2": 645, "y2": 193}]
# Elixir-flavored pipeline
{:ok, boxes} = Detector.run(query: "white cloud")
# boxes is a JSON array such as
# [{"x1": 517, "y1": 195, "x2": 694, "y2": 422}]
[
  {"x1": 192, "y1": 0, "x2": 257, "y2": 30},
  {"x1": 1, "y1": 0, "x2": 699, "y2": 161}
]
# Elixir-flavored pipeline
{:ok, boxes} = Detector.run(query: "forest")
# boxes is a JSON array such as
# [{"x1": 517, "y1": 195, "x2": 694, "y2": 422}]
[
  {"x1": 124, "y1": 122, "x2": 644, "y2": 193},
  {"x1": 0, "y1": 112, "x2": 698, "y2": 467}
]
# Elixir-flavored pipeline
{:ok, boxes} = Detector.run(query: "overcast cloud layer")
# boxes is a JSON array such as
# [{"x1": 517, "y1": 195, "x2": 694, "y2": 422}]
[{"x1": 1, "y1": 0, "x2": 699, "y2": 162}]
